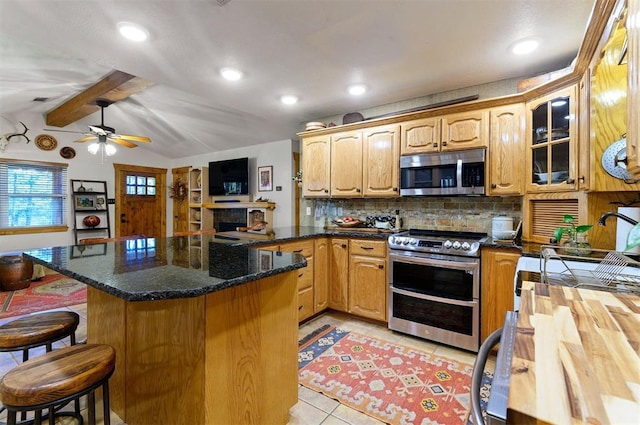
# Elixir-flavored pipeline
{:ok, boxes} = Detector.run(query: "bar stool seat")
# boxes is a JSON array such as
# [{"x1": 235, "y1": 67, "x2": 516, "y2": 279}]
[
  {"x1": 0, "y1": 344, "x2": 115, "y2": 425},
  {"x1": 0, "y1": 312, "x2": 80, "y2": 362}
]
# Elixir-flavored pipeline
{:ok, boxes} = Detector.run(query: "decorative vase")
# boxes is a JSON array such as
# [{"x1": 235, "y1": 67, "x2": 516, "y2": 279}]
[
  {"x1": 83, "y1": 215, "x2": 100, "y2": 228},
  {"x1": 563, "y1": 234, "x2": 591, "y2": 256}
]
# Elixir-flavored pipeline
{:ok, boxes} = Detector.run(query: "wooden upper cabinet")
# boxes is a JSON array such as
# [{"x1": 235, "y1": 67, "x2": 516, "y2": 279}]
[
  {"x1": 301, "y1": 135, "x2": 331, "y2": 198},
  {"x1": 441, "y1": 110, "x2": 489, "y2": 151},
  {"x1": 362, "y1": 124, "x2": 400, "y2": 197},
  {"x1": 400, "y1": 110, "x2": 488, "y2": 155},
  {"x1": 628, "y1": 0, "x2": 640, "y2": 176},
  {"x1": 488, "y1": 104, "x2": 525, "y2": 196},
  {"x1": 525, "y1": 85, "x2": 578, "y2": 192},
  {"x1": 330, "y1": 130, "x2": 363, "y2": 197},
  {"x1": 401, "y1": 117, "x2": 441, "y2": 154}
]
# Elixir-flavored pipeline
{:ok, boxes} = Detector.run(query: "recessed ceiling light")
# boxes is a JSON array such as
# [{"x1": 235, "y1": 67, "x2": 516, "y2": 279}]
[
  {"x1": 117, "y1": 22, "x2": 149, "y2": 42},
  {"x1": 348, "y1": 84, "x2": 367, "y2": 96},
  {"x1": 220, "y1": 68, "x2": 243, "y2": 81},
  {"x1": 551, "y1": 100, "x2": 567, "y2": 107},
  {"x1": 280, "y1": 95, "x2": 298, "y2": 105},
  {"x1": 512, "y1": 39, "x2": 539, "y2": 55}
]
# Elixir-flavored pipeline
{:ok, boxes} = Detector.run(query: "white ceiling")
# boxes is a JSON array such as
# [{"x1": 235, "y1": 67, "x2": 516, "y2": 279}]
[{"x1": 0, "y1": 0, "x2": 596, "y2": 159}]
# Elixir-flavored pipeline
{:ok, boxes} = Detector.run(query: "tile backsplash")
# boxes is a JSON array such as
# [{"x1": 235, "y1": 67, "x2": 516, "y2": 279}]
[{"x1": 301, "y1": 196, "x2": 522, "y2": 233}]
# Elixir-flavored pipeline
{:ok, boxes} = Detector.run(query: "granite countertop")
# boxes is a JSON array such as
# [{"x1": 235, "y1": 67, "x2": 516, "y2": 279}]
[
  {"x1": 215, "y1": 225, "x2": 392, "y2": 246},
  {"x1": 24, "y1": 237, "x2": 307, "y2": 302}
]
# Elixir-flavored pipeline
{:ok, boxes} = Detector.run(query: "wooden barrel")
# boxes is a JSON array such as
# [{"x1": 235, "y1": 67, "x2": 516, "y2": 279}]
[{"x1": 0, "y1": 255, "x2": 33, "y2": 291}]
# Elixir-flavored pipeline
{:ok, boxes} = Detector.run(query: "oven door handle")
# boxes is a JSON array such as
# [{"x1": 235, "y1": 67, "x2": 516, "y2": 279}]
[
  {"x1": 391, "y1": 286, "x2": 477, "y2": 307},
  {"x1": 389, "y1": 253, "x2": 478, "y2": 272}
]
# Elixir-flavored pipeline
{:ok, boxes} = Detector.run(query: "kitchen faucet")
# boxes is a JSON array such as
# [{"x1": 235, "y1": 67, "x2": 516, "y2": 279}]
[{"x1": 598, "y1": 212, "x2": 639, "y2": 226}]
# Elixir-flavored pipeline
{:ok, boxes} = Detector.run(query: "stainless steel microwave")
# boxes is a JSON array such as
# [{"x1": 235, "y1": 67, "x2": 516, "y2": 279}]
[{"x1": 400, "y1": 148, "x2": 486, "y2": 196}]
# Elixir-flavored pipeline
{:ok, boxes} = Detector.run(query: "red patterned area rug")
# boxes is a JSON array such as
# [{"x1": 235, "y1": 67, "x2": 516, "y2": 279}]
[
  {"x1": 299, "y1": 325, "x2": 491, "y2": 425},
  {"x1": 0, "y1": 274, "x2": 86, "y2": 318}
]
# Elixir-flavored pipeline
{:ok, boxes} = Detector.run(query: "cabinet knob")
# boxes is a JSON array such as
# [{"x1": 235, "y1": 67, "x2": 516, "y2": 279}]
[
  {"x1": 361, "y1": 246, "x2": 374, "y2": 250},
  {"x1": 490, "y1": 183, "x2": 497, "y2": 189},
  {"x1": 378, "y1": 264, "x2": 384, "y2": 269},
  {"x1": 393, "y1": 187, "x2": 398, "y2": 192},
  {"x1": 433, "y1": 142, "x2": 438, "y2": 148},
  {"x1": 298, "y1": 305, "x2": 303, "y2": 310},
  {"x1": 442, "y1": 141, "x2": 447, "y2": 146},
  {"x1": 356, "y1": 188, "x2": 361, "y2": 193},
  {"x1": 579, "y1": 176, "x2": 585, "y2": 183},
  {"x1": 565, "y1": 178, "x2": 575, "y2": 184},
  {"x1": 341, "y1": 244, "x2": 347, "y2": 248},
  {"x1": 324, "y1": 189, "x2": 329, "y2": 193}
]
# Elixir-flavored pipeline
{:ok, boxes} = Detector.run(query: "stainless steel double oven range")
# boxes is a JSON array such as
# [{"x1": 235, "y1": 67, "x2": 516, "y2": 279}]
[{"x1": 388, "y1": 229, "x2": 488, "y2": 352}]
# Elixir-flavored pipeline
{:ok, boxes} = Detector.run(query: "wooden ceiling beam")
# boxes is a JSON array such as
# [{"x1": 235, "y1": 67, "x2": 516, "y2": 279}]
[{"x1": 45, "y1": 70, "x2": 155, "y2": 127}]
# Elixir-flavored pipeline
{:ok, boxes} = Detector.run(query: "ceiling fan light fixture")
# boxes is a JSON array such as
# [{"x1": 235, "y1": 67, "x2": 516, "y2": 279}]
[
  {"x1": 87, "y1": 142, "x2": 100, "y2": 155},
  {"x1": 117, "y1": 22, "x2": 149, "y2": 42},
  {"x1": 220, "y1": 68, "x2": 243, "y2": 81},
  {"x1": 105, "y1": 143, "x2": 117, "y2": 156}
]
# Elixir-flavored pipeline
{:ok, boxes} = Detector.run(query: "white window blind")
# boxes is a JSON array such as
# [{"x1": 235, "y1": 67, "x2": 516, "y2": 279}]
[{"x1": 0, "y1": 159, "x2": 68, "y2": 231}]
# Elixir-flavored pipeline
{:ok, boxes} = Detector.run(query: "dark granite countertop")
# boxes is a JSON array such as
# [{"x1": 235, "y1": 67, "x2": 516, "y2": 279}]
[
  {"x1": 215, "y1": 225, "x2": 392, "y2": 246},
  {"x1": 24, "y1": 236, "x2": 306, "y2": 302}
]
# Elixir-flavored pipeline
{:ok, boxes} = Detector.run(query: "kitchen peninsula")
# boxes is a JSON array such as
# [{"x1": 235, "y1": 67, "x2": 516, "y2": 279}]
[{"x1": 24, "y1": 237, "x2": 307, "y2": 425}]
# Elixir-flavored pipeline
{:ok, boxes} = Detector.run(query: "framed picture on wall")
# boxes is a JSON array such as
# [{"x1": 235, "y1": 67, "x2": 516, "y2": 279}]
[
  {"x1": 258, "y1": 165, "x2": 273, "y2": 192},
  {"x1": 75, "y1": 195, "x2": 95, "y2": 209}
]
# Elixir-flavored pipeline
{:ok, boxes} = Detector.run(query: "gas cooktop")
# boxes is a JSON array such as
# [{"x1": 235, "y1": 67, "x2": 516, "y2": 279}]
[{"x1": 388, "y1": 229, "x2": 488, "y2": 257}]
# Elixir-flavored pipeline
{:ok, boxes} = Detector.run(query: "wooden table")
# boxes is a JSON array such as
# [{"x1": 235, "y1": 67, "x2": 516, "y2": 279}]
[
  {"x1": 25, "y1": 237, "x2": 304, "y2": 425},
  {"x1": 509, "y1": 282, "x2": 640, "y2": 424}
]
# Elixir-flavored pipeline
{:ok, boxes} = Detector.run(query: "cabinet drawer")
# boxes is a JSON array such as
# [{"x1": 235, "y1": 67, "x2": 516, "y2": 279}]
[
  {"x1": 298, "y1": 286, "x2": 314, "y2": 322},
  {"x1": 279, "y1": 240, "x2": 314, "y2": 258},
  {"x1": 349, "y1": 239, "x2": 386, "y2": 258},
  {"x1": 297, "y1": 261, "x2": 314, "y2": 291}
]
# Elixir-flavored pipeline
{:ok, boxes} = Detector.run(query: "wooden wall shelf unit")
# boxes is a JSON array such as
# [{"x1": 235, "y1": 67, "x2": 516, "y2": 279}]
[{"x1": 71, "y1": 179, "x2": 111, "y2": 244}]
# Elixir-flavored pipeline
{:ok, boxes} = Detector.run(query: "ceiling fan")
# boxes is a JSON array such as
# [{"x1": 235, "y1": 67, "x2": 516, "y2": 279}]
[{"x1": 45, "y1": 99, "x2": 151, "y2": 149}]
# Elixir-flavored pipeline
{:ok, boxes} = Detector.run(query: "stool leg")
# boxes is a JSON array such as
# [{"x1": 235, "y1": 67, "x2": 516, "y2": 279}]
[
  {"x1": 88, "y1": 390, "x2": 96, "y2": 425},
  {"x1": 103, "y1": 381, "x2": 111, "y2": 425},
  {"x1": 48, "y1": 407, "x2": 55, "y2": 425},
  {"x1": 7, "y1": 410, "x2": 16, "y2": 425},
  {"x1": 70, "y1": 331, "x2": 76, "y2": 345},
  {"x1": 21, "y1": 349, "x2": 29, "y2": 362},
  {"x1": 46, "y1": 342, "x2": 52, "y2": 352},
  {"x1": 34, "y1": 409, "x2": 42, "y2": 425}
]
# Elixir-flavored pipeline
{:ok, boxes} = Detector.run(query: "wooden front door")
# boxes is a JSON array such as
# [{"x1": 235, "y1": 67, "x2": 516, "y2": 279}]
[{"x1": 114, "y1": 164, "x2": 167, "y2": 238}]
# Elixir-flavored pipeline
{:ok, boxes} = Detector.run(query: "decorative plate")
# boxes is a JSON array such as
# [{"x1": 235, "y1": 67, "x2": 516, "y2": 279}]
[
  {"x1": 60, "y1": 146, "x2": 76, "y2": 159},
  {"x1": 602, "y1": 137, "x2": 631, "y2": 180},
  {"x1": 35, "y1": 134, "x2": 58, "y2": 151}
]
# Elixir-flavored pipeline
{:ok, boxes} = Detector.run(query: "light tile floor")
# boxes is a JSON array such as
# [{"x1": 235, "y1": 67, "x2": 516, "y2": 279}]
[{"x1": 0, "y1": 306, "x2": 494, "y2": 425}]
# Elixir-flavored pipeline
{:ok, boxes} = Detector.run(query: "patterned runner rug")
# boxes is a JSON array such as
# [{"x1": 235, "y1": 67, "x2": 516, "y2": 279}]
[
  {"x1": 298, "y1": 325, "x2": 492, "y2": 425},
  {"x1": 0, "y1": 274, "x2": 86, "y2": 318}
]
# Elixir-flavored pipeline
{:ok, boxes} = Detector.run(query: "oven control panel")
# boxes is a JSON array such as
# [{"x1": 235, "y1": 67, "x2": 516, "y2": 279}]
[{"x1": 388, "y1": 236, "x2": 482, "y2": 256}]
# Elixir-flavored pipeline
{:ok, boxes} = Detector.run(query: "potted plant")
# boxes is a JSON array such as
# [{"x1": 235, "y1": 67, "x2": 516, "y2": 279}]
[
  {"x1": 627, "y1": 223, "x2": 640, "y2": 251},
  {"x1": 553, "y1": 214, "x2": 593, "y2": 256}
]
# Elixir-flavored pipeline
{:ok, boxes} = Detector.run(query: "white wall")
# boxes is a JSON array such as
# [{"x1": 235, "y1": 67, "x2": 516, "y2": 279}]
[
  {"x1": 2, "y1": 112, "x2": 297, "y2": 252},
  {"x1": 170, "y1": 139, "x2": 296, "y2": 233}
]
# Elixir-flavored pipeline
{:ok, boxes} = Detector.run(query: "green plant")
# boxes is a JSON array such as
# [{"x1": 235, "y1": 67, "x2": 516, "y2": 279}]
[{"x1": 553, "y1": 214, "x2": 592, "y2": 244}]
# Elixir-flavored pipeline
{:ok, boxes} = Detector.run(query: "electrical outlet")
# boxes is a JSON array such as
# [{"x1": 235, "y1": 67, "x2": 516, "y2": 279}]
[{"x1": 306, "y1": 207, "x2": 312, "y2": 216}]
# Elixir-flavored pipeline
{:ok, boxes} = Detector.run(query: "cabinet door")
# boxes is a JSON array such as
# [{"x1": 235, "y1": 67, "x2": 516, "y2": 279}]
[
  {"x1": 526, "y1": 86, "x2": 578, "y2": 192},
  {"x1": 330, "y1": 131, "x2": 363, "y2": 197},
  {"x1": 488, "y1": 104, "x2": 525, "y2": 196},
  {"x1": 348, "y1": 255, "x2": 386, "y2": 321},
  {"x1": 298, "y1": 286, "x2": 314, "y2": 323},
  {"x1": 328, "y1": 239, "x2": 349, "y2": 311},
  {"x1": 302, "y1": 135, "x2": 331, "y2": 197},
  {"x1": 401, "y1": 117, "x2": 441, "y2": 154},
  {"x1": 362, "y1": 124, "x2": 400, "y2": 197},
  {"x1": 480, "y1": 248, "x2": 519, "y2": 341},
  {"x1": 441, "y1": 110, "x2": 489, "y2": 151},
  {"x1": 313, "y1": 238, "x2": 329, "y2": 312}
]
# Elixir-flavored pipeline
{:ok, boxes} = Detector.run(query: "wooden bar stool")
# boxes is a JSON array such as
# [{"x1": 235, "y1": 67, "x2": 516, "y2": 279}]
[
  {"x1": 0, "y1": 344, "x2": 115, "y2": 425},
  {"x1": 0, "y1": 312, "x2": 80, "y2": 362}
]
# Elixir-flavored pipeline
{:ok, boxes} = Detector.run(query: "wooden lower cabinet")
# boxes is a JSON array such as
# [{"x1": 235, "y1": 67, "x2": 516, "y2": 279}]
[
  {"x1": 313, "y1": 238, "x2": 329, "y2": 312},
  {"x1": 348, "y1": 239, "x2": 387, "y2": 321},
  {"x1": 480, "y1": 247, "x2": 520, "y2": 341},
  {"x1": 271, "y1": 239, "x2": 316, "y2": 322},
  {"x1": 328, "y1": 238, "x2": 349, "y2": 311}
]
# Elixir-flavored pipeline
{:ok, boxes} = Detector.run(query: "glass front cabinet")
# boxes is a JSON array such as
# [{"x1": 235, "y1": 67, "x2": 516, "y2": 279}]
[{"x1": 525, "y1": 85, "x2": 578, "y2": 192}]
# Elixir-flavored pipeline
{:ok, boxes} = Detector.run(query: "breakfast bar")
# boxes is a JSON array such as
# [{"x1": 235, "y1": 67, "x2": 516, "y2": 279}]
[{"x1": 24, "y1": 236, "x2": 307, "y2": 425}]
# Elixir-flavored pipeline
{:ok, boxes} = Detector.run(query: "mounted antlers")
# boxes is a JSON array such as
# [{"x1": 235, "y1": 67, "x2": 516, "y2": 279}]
[{"x1": 6, "y1": 122, "x2": 30, "y2": 143}]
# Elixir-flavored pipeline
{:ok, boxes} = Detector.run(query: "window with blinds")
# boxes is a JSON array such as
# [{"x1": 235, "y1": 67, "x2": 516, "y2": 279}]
[{"x1": 0, "y1": 159, "x2": 68, "y2": 232}]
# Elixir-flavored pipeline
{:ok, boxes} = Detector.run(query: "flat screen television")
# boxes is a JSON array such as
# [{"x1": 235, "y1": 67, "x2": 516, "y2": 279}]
[{"x1": 208, "y1": 158, "x2": 249, "y2": 196}]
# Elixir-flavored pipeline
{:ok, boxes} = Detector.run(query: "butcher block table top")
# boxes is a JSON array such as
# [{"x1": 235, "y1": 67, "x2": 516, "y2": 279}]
[{"x1": 508, "y1": 282, "x2": 640, "y2": 424}]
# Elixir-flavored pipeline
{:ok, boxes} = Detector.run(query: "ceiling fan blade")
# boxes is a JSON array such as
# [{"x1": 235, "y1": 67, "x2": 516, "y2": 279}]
[
  {"x1": 109, "y1": 137, "x2": 138, "y2": 148},
  {"x1": 88, "y1": 125, "x2": 109, "y2": 136},
  {"x1": 43, "y1": 128, "x2": 86, "y2": 134},
  {"x1": 74, "y1": 136, "x2": 96, "y2": 143},
  {"x1": 114, "y1": 134, "x2": 151, "y2": 143}
]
